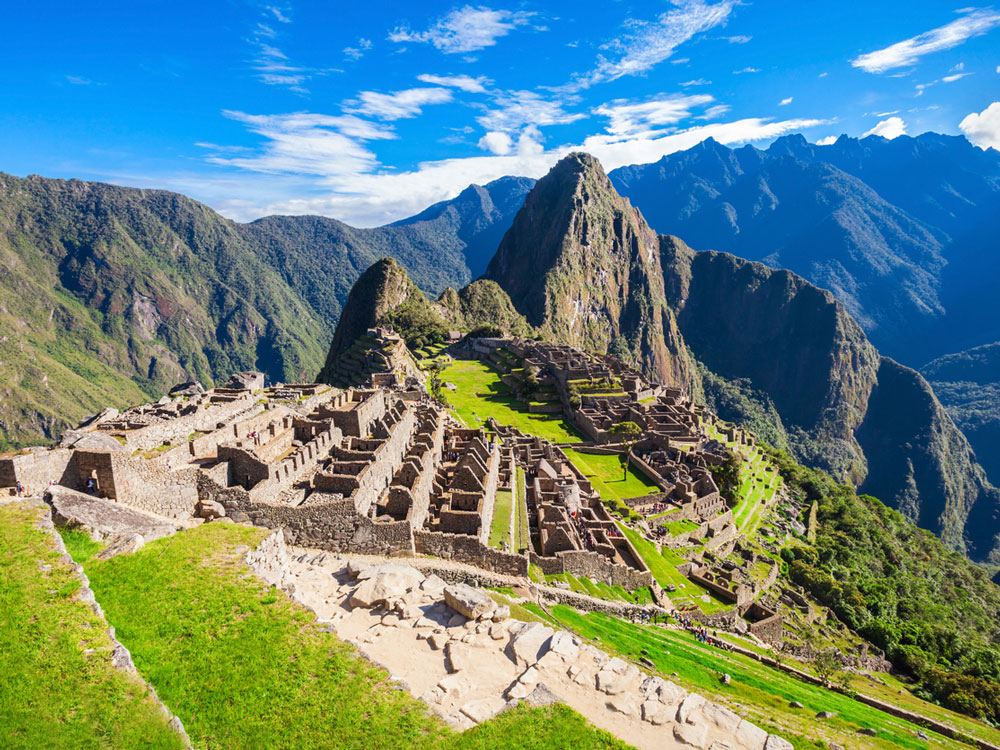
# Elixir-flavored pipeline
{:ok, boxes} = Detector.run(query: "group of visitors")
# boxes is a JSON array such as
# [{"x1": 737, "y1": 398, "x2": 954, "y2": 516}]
[{"x1": 675, "y1": 615, "x2": 735, "y2": 652}]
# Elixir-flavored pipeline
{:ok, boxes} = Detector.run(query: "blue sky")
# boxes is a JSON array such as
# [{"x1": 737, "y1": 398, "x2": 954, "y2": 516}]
[{"x1": 3, "y1": 1, "x2": 999, "y2": 225}]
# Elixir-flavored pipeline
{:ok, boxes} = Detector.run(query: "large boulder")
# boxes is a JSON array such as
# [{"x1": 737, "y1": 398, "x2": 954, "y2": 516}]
[
  {"x1": 507, "y1": 621, "x2": 554, "y2": 667},
  {"x1": 59, "y1": 430, "x2": 128, "y2": 452},
  {"x1": 444, "y1": 584, "x2": 497, "y2": 620},
  {"x1": 169, "y1": 380, "x2": 205, "y2": 397},
  {"x1": 350, "y1": 565, "x2": 424, "y2": 608},
  {"x1": 46, "y1": 486, "x2": 180, "y2": 542}
]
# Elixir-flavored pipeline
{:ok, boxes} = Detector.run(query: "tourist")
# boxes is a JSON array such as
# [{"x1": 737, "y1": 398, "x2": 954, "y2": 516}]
[
  {"x1": 15, "y1": 481, "x2": 24, "y2": 497},
  {"x1": 86, "y1": 477, "x2": 96, "y2": 494}
]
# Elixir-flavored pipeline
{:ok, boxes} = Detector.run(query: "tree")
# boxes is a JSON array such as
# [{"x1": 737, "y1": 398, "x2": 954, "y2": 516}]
[
  {"x1": 609, "y1": 421, "x2": 642, "y2": 480},
  {"x1": 427, "y1": 359, "x2": 449, "y2": 406},
  {"x1": 814, "y1": 648, "x2": 841, "y2": 687}
]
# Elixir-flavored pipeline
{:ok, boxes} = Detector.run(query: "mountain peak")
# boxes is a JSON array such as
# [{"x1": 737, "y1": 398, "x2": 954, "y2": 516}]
[{"x1": 483, "y1": 153, "x2": 695, "y2": 388}]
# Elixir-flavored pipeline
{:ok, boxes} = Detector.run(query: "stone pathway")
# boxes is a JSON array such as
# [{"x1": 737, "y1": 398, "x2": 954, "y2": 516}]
[{"x1": 248, "y1": 536, "x2": 791, "y2": 750}]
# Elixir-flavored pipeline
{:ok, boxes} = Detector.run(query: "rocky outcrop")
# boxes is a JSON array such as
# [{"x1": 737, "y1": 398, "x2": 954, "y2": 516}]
[{"x1": 46, "y1": 485, "x2": 182, "y2": 543}]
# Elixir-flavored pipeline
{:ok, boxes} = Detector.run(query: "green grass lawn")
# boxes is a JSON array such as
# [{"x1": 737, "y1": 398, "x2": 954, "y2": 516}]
[
  {"x1": 440, "y1": 359, "x2": 584, "y2": 443},
  {"x1": 0, "y1": 501, "x2": 184, "y2": 750},
  {"x1": 489, "y1": 489, "x2": 513, "y2": 549},
  {"x1": 513, "y1": 465, "x2": 529, "y2": 552},
  {"x1": 543, "y1": 606, "x2": 975, "y2": 750},
  {"x1": 78, "y1": 524, "x2": 630, "y2": 750},
  {"x1": 561, "y1": 448, "x2": 660, "y2": 502}
]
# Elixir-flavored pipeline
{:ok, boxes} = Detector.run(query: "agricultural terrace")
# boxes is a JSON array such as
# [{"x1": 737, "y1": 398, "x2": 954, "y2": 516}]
[
  {"x1": 704, "y1": 422, "x2": 782, "y2": 535},
  {"x1": 536, "y1": 604, "x2": 985, "y2": 750},
  {"x1": 439, "y1": 359, "x2": 583, "y2": 443}
]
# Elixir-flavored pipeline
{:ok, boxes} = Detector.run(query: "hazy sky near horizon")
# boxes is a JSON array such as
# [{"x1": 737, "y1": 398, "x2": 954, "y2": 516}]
[{"x1": 3, "y1": 1, "x2": 999, "y2": 225}]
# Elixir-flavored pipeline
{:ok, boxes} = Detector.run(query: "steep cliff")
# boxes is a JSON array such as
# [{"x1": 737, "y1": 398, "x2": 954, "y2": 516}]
[{"x1": 484, "y1": 153, "x2": 697, "y2": 391}]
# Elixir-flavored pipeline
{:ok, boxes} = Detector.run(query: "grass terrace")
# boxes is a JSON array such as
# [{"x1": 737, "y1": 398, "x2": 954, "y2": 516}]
[
  {"x1": 440, "y1": 359, "x2": 583, "y2": 443},
  {"x1": 488, "y1": 489, "x2": 513, "y2": 549},
  {"x1": 73, "y1": 523, "x2": 631, "y2": 750},
  {"x1": 0, "y1": 501, "x2": 184, "y2": 750},
  {"x1": 541, "y1": 605, "x2": 984, "y2": 750}
]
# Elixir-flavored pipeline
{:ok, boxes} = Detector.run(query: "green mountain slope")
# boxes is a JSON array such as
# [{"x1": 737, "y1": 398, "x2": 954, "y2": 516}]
[
  {"x1": 0, "y1": 173, "x2": 327, "y2": 448},
  {"x1": 922, "y1": 342, "x2": 1000, "y2": 484}
]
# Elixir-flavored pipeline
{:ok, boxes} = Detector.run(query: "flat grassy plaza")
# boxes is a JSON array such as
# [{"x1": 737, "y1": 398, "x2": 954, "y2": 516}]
[{"x1": 440, "y1": 359, "x2": 584, "y2": 443}]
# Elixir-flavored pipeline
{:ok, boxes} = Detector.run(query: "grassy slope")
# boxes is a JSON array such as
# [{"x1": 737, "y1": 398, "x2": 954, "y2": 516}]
[
  {"x1": 0, "y1": 502, "x2": 183, "y2": 750},
  {"x1": 544, "y1": 605, "x2": 993, "y2": 750},
  {"x1": 441, "y1": 359, "x2": 583, "y2": 442},
  {"x1": 78, "y1": 523, "x2": 631, "y2": 750}
]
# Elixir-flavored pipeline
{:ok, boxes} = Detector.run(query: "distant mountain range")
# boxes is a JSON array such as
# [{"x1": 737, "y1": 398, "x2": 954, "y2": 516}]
[{"x1": 609, "y1": 133, "x2": 1000, "y2": 368}]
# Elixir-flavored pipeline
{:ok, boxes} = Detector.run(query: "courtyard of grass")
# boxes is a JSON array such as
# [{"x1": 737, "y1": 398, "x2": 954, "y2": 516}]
[
  {"x1": 0, "y1": 501, "x2": 183, "y2": 750},
  {"x1": 440, "y1": 359, "x2": 583, "y2": 443},
  {"x1": 561, "y1": 448, "x2": 660, "y2": 503},
  {"x1": 76, "y1": 523, "x2": 629, "y2": 750},
  {"x1": 488, "y1": 489, "x2": 513, "y2": 549}
]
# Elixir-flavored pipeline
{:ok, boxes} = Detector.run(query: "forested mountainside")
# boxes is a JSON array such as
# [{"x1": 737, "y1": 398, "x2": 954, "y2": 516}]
[
  {"x1": 0, "y1": 172, "x2": 529, "y2": 448},
  {"x1": 923, "y1": 342, "x2": 1000, "y2": 482},
  {"x1": 481, "y1": 153, "x2": 1000, "y2": 562},
  {"x1": 608, "y1": 133, "x2": 1000, "y2": 368}
]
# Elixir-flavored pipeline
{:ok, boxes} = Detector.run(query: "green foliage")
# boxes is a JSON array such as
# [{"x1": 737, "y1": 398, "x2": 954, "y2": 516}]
[
  {"x1": 708, "y1": 451, "x2": 742, "y2": 507},
  {"x1": 387, "y1": 298, "x2": 449, "y2": 351},
  {"x1": 766, "y1": 444, "x2": 1000, "y2": 722}
]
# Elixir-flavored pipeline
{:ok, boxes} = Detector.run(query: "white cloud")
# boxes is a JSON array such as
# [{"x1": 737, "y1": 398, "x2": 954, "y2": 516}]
[
  {"x1": 478, "y1": 131, "x2": 513, "y2": 154},
  {"x1": 942, "y1": 72, "x2": 970, "y2": 82},
  {"x1": 851, "y1": 9, "x2": 1000, "y2": 73},
  {"x1": 476, "y1": 90, "x2": 585, "y2": 132},
  {"x1": 863, "y1": 116, "x2": 907, "y2": 139},
  {"x1": 567, "y1": 1, "x2": 736, "y2": 90},
  {"x1": 206, "y1": 111, "x2": 395, "y2": 179},
  {"x1": 352, "y1": 87, "x2": 454, "y2": 120},
  {"x1": 816, "y1": 135, "x2": 838, "y2": 145},
  {"x1": 726, "y1": 35, "x2": 751, "y2": 43},
  {"x1": 208, "y1": 112, "x2": 827, "y2": 226},
  {"x1": 389, "y1": 6, "x2": 534, "y2": 53},
  {"x1": 960, "y1": 102, "x2": 1000, "y2": 150},
  {"x1": 344, "y1": 38, "x2": 373, "y2": 60},
  {"x1": 66, "y1": 75, "x2": 102, "y2": 85},
  {"x1": 417, "y1": 74, "x2": 490, "y2": 93},
  {"x1": 779, "y1": 97, "x2": 793, "y2": 106},
  {"x1": 595, "y1": 94, "x2": 715, "y2": 136},
  {"x1": 733, "y1": 66, "x2": 759, "y2": 74},
  {"x1": 267, "y1": 6, "x2": 291, "y2": 23},
  {"x1": 696, "y1": 104, "x2": 731, "y2": 120},
  {"x1": 680, "y1": 78, "x2": 711, "y2": 86}
]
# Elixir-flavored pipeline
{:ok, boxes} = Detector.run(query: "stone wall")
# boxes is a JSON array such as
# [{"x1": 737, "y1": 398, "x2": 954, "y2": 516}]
[
  {"x1": 203, "y1": 479, "x2": 416, "y2": 556},
  {"x1": 747, "y1": 612, "x2": 783, "y2": 645},
  {"x1": 414, "y1": 530, "x2": 529, "y2": 576},
  {"x1": 556, "y1": 549, "x2": 654, "y2": 590},
  {"x1": 1, "y1": 448, "x2": 75, "y2": 495},
  {"x1": 106, "y1": 452, "x2": 200, "y2": 520}
]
